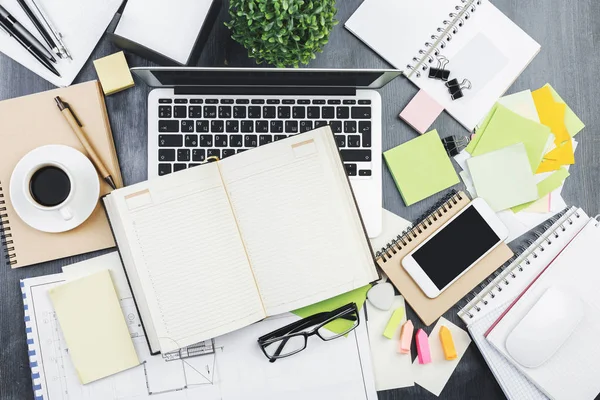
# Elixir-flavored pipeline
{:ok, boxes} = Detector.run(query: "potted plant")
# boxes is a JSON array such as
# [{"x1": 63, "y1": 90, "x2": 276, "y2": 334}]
[{"x1": 225, "y1": 0, "x2": 338, "y2": 68}]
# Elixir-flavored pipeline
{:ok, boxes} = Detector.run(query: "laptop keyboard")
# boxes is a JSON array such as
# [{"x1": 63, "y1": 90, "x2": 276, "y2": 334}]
[{"x1": 156, "y1": 97, "x2": 373, "y2": 177}]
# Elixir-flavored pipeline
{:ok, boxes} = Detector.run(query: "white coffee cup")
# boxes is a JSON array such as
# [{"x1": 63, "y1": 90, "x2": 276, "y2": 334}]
[{"x1": 23, "y1": 161, "x2": 75, "y2": 221}]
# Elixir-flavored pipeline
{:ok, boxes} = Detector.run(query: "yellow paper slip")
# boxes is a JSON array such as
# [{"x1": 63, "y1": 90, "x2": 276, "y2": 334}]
[
  {"x1": 511, "y1": 167, "x2": 570, "y2": 213},
  {"x1": 49, "y1": 270, "x2": 139, "y2": 384},
  {"x1": 533, "y1": 86, "x2": 575, "y2": 171}
]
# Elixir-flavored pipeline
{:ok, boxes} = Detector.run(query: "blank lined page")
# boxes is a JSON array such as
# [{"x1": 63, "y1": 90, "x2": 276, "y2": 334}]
[
  {"x1": 220, "y1": 128, "x2": 377, "y2": 316},
  {"x1": 107, "y1": 165, "x2": 264, "y2": 353}
]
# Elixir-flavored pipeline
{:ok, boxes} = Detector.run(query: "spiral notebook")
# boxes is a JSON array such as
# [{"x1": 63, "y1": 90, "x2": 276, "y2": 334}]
[
  {"x1": 345, "y1": 0, "x2": 540, "y2": 131},
  {"x1": 0, "y1": 81, "x2": 122, "y2": 268},
  {"x1": 103, "y1": 126, "x2": 379, "y2": 354},
  {"x1": 374, "y1": 191, "x2": 513, "y2": 326},
  {"x1": 457, "y1": 207, "x2": 588, "y2": 400}
]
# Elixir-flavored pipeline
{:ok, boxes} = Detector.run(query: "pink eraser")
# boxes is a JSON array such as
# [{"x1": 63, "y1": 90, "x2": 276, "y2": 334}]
[
  {"x1": 398, "y1": 320, "x2": 414, "y2": 354},
  {"x1": 399, "y1": 90, "x2": 444, "y2": 134},
  {"x1": 415, "y1": 329, "x2": 432, "y2": 364}
]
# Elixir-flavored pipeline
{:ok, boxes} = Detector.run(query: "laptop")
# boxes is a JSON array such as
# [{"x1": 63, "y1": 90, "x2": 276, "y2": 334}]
[{"x1": 131, "y1": 67, "x2": 401, "y2": 238}]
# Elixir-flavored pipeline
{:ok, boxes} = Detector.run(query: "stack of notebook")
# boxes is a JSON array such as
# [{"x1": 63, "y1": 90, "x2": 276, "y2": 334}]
[{"x1": 458, "y1": 207, "x2": 600, "y2": 400}]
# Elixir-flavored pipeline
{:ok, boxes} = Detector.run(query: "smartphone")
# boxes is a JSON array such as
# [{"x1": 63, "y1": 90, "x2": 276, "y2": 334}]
[{"x1": 402, "y1": 198, "x2": 508, "y2": 299}]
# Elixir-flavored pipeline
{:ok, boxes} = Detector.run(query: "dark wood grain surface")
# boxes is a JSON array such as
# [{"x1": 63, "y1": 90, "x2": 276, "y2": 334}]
[{"x1": 1, "y1": 1, "x2": 598, "y2": 399}]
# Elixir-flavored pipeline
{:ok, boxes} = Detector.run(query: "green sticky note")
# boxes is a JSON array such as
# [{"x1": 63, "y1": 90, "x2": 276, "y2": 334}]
[
  {"x1": 383, "y1": 306, "x2": 405, "y2": 339},
  {"x1": 384, "y1": 130, "x2": 459, "y2": 206},
  {"x1": 466, "y1": 104, "x2": 500, "y2": 154},
  {"x1": 545, "y1": 84, "x2": 585, "y2": 137},
  {"x1": 511, "y1": 167, "x2": 570, "y2": 213},
  {"x1": 470, "y1": 105, "x2": 552, "y2": 173},
  {"x1": 292, "y1": 285, "x2": 371, "y2": 335}
]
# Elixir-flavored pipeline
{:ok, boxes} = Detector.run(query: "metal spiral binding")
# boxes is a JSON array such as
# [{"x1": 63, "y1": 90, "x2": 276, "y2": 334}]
[
  {"x1": 406, "y1": 0, "x2": 483, "y2": 77},
  {"x1": 459, "y1": 208, "x2": 577, "y2": 319},
  {"x1": 0, "y1": 181, "x2": 16, "y2": 266},
  {"x1": 376, "y1": 190, "x2": 463, "y2": 262}
]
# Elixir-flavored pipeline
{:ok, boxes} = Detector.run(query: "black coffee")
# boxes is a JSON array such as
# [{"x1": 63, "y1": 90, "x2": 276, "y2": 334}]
[{"x1": 29, "y1": 166, "x2": 71, "y2": 207}]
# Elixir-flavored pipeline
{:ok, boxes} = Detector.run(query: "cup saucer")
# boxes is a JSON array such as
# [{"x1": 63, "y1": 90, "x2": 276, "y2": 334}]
[{"x1": 10, "y1": 145, "x2": 100, "y2": 233}]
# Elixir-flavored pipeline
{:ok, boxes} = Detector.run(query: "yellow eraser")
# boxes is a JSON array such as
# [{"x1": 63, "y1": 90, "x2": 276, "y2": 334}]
[
  {"x1": 93, "y1": 51, "x2": 135, "y2": 95},
  {"x1": 439, "y1": 325, "x2": 457, "y2": 360}
]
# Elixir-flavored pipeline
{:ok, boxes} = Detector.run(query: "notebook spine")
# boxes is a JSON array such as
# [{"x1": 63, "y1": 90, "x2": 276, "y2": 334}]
[
  {"x1": 21, "y1": 281, "x2": 44, "y2": 400},
  {"x1": 406, "y1": 0, "x2": 482, "y2": 78},
  {"x1": 376, "y1": 190, "x2": 464, "y2": 262},
  {"x1": 459, "y1": 207, "x2": 579, "y2": 320},
  {"x1": 0, "y1": 181, "x2": 16, "y2": 266}
]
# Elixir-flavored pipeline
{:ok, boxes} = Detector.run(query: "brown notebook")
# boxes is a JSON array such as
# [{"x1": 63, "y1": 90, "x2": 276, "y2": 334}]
[
  {"x1": 376, "y1": 191, "x2": 513, "y2": 325},
  {"x1": 0, "y1": 81, "x2": 122, "y2": 268}
]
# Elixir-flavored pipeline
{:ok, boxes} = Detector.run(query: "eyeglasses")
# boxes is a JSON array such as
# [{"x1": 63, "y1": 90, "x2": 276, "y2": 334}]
[{"x1": 257, "y1": 302, "x2": 360, "y2": 363}]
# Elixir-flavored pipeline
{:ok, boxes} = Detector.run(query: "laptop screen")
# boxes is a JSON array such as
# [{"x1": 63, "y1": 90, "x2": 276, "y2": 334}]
[{"x1": 150, "y1": 69, "x2": 389, "y2": 87}]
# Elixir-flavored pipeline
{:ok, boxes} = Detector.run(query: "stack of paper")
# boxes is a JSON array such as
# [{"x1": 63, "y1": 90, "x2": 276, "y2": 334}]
[{"x1": 455, "y1": 84, "x2": 585, "y2": 242}]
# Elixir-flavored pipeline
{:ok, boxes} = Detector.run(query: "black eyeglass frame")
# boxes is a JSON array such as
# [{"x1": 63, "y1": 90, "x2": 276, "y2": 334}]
[{"x1": 257, "y1": 302, "x2": 360, "y2": 363}]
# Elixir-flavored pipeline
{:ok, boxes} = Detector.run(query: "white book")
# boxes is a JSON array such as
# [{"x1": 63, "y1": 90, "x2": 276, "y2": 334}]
[
  {"x1": 486, "y1": 218, "x2": 600, "y2": 400},
  {"x1": 345, "y1": 0, "x2": 540, "y2": 131},
  {"x1": 103, "y1": 126, "x2": 378, "y2": 354}
]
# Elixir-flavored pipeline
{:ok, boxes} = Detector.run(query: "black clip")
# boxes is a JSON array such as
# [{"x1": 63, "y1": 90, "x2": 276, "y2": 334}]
[
  {"x1": 428, "y1": 56, "x2": 450, "y2": 81},
  {"x1": 442, "y1": 135, "x2": 471, "y2": 157},
  {"x1": 446, "y1": 79, "x2": 472, "y2": 100}
]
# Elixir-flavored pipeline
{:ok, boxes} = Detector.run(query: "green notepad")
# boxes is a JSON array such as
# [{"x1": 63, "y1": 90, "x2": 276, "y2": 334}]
[
  {"x1": 384, "y1": 130, "x2": 459, "y2": 206},
  {"x1": 469, "y1": 105, "x2": 552, "y2": 173}
]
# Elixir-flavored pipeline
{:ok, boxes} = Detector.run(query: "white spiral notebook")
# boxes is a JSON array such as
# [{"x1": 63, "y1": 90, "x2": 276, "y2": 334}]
[
  {"x1": 345, "y1": 0, "x2": 540, "y2": 130},
  {"x1": 457, "y1": 207, "x2": 588, "y2": 400}
]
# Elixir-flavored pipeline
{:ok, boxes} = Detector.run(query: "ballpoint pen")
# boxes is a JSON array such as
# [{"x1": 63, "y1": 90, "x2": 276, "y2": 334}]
[
  {"x1": 55, "y1": 96, "x2": 118, "y2": 190},
  {"x1": 0, "y1": 5, "x2": 60, "y2": 77},
  {"x1": 29, "y1": 0, "x2": 71, "y2": 60},
  {"x1": 14, "y1": 0, "x2": 61, "y2": 58}
]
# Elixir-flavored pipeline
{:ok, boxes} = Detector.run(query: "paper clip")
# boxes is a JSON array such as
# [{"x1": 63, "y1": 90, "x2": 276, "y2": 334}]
[
  {"x1": 428, "y1": 56, "x2": 450, "y2": 81},
  {"x1": 442, "y1": 135, "x2": 471, "y2": 156},
  {"x1": 446, "y1": 78, "x2": 472, "y2": 100}
]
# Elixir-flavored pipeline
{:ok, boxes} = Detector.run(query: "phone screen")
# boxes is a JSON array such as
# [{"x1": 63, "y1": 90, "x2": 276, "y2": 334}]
[{"x1": 412, "y1": 205, "x2": 500, "y2": 290}]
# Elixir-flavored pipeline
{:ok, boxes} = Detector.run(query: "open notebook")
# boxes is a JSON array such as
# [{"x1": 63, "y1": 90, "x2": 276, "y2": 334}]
[
  {"x1": 345, "y1": 0, "x2": 540, "y2": 130},
  {"x1": 103, "y1": 126, "x2": 378, "y2": 354}
]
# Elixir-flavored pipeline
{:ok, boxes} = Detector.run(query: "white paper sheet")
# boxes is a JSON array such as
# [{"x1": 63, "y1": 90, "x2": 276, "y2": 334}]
[
  {"x1": 0, "y1": 0, "x2": 121, "y2": 86},
  {"x1": 22, "y1": 253, "x2": 378, "y2": 400},
  {"x1": 366, "y1": 297, "x2": 414, "y2": 391},
  {"x1": 412, "y1": 317, "x2": 472, "y2": 397}
]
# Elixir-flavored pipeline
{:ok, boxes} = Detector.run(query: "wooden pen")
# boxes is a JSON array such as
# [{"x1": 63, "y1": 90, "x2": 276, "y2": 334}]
[{"x1": 54, "y1": 96, "x2": 117, "y2": 190}]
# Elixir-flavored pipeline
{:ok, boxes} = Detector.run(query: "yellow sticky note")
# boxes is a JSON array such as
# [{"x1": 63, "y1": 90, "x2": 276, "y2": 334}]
[
  {"x1": 93, "y1": 51, "x2": 135, "y2": 95},
  {"x1": 545, "y1": 84, "x2": 585, "y2": 137},
  {"x1": 49, "y1": 270, "x2": 139, "y2": 384},
  {"x1": 383, "y1": 306, "x2": 405, "y2": 339},
  {"x1": 439, "y1": 325, "x2": 457, "y2": 360},
  {"x1": 533, "y1": 87, "x2": 575, "y2": 171}
]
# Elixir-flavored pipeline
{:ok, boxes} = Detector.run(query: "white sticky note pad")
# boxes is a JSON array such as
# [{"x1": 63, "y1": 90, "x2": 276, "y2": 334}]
[
  {"x1": 367, "y1": 296, "x2": 414, "y2": 391},
  {"x1": 467, "y1": 143, "x2": 538, "y2": 211},
  {"x1": 412, "y1": 317, "x2": 471, "y2": 396},
  {"x1": 49, "y1": 270, "x2": 140, "y2": 384}
]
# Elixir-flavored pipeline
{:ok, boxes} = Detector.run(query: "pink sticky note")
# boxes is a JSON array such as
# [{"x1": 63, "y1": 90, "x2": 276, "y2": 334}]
[
  {"x1": 415, "y1": 329, "x2": 432, "y2": 364},
  {"x1": 398, "y1": 320, "x2": 414, "y2": 354},
  {"x1": 399, "y1": 90, "x2": 444, "y2": 134}
]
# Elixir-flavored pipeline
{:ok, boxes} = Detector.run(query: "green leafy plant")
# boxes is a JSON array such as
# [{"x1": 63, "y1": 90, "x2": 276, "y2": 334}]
[{"x1": 225, "y1": 0, "x2": 338, "y2": 68}]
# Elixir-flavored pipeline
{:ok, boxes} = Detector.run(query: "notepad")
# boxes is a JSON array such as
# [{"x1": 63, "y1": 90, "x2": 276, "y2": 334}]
[
  {"x1": 469, "y1": 105, "x2": 552, "y2": 173},
  {"x1": 48, "y1": 270, "x2": 139, "y2": 384},
  {"x1": 384, "y1": 130, "x2": 459, "y2": 206},
  {"x1": 399, "y1": 90, "x2": 444, "y2": 134},
  {"x1": 467, "y1": 143, "x2": 538, "y2": 211}
]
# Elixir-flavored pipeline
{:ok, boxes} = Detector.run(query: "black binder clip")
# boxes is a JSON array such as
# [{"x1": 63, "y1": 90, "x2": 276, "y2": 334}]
[
  {"x1": 442, "y1": 135, "x2": 471, "y2": 157},
  {"x1": 428, "y1": 56, "x2": 450, "y2": 81},
  {"x1": 446, "y1": 78, "x2": 472, "y2": 100}
]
